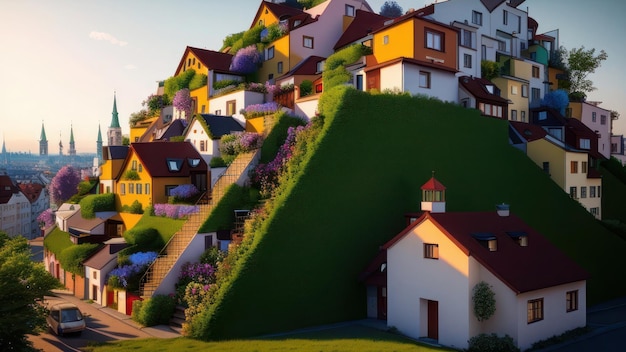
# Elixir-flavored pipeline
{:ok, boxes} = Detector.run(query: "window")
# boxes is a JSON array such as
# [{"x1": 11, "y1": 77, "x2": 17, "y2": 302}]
[
  {"x1": 503, "y1": 10, "x2": 508, "y2": 25},
  {"x1": 267, "y1": 46, "x2": 275, "y2": 60},
  {"x1": 580, "y1": 186, "x2": 587, "y2": 198},
  {"x1": 316, "y1": 60, "x2": 325, "y2": 73},
  {"x1": 132, "y1": 160, "x2": 137, "y2": 171},
  {"x1": 521, "y1": 111, "x2": 526, "y2": 122},
  {"x1": 570, "y1": 186, "x2": 577, "y2": 199},
  {"x1": 592, "y1": 112, "x2": 597, "y2": 122},
  {"x1": 582, "y1": 161, "x2": 588, "y2": 173},
  {"x1": 315, "y1": 83, "x2": 323, "y2": 93},
  {"x1": 571, "y1": 161, "x2": 578, "y2": 173},
  {"x1": 481, "y1": 44, "x2": 487, "y2": 60},
  {"x1": 580, "y1": 138, "x2": 590, "y2": 150},
  {"x1": 590, "y1": 185, "x2": 596, "y2": 198},
  {"x1": 424, "y1": 243, "x2": 439, "y2": 259},
  {"x1": 538, "y1": 111, "x2": 547, "y2": 120},
  {"x1": 383, "y1": 35, "x2": 389, "y2": 45},
  {"x1": 591, "y1": 207, "x2": 600, "y2": 216},
  {"x1": 345, "y1": 4, "x2": 355, "y2": 17},
  {"x1": 527, "y1": 298, "x2": 544, "y2": 323},
  {"x1": 226, "y1": 100, "x2": 236, "y2": 116},
  {"x1": 522, "y1": 84, "x2": 528, "y2": 97},
  {"x1": 601, "y1": 114, "x2": 607, "y2": 125},
  {"x1": 511, "y1": 85, "x2": 518, "y2": 95},
  {"x1": 138, "y1": 164, "x2": 143, "y2": 172},
  {"x1": 167, "y1": 158, "x2": 183, "y2": 172},
  {"x1": 145, "y1": 183, "x2": 150, "y2": 195},
  {"x1": 598, "y1": 185, "x2": 601, "y2": 197},
  {"x1": 419, "y1": 71, "x2": 431, "y2": 88},
  {"x1": 356, "y1": 74, "x2": 363, "y2": 91},
  {"x1": 566, "y1": 290, "x2": 579, "y2": 312},
  {"x1": 129, "y1": 183, "x2": 134, "y2": 194},
  {"x1": 120, "y1": 183, "x2": 126, "y2": 195},
  {"x1": 532, "y1": 66, "x2": 540, "y2": 78},
  {"x1": 188, "y1": 158, "x2": 201, "y2": 167},
  {"x1": 137, "y1": 183, "x2": 142, "y2": 195},
  {"x1": 200, "y1": 140, "x2": 206, "y2": 152},
  {"x1": 460, "y1": 29, "x2": 473, "y2": 48},
  {"x1": 542, "y1": 162, "x2": 550, "y2": 174},
  {"x1": 463, "y1": 54, "x2": 472, "y2": 68},
  {"x1": 277, "y1": 61, "x2": 283, "y2": 74},
  {"x1": 303, "y1": 36, "x2": 314, "y2": 49},
  {"x1": 532, "y1": 88, "x2": 541, "y2": 100},
  {"x1": 426, "y1": 30, "x2": 443, "y2": 51},
  {"x1": 165, "y1": 185, "x2": 177, "y2": 197},
  {"x1": 511, "y1": 110, "x2": 517, "y2": 121},
  {"x1": 472, "y1": 11, "x2": 483, "y2": 25}
]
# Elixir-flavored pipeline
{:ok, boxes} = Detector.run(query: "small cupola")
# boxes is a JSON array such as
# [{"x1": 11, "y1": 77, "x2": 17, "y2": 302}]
[
  {"x1": 496, "y1": 203, "x2": 510, "y2": 217},
  {"x1": 421, "y1": 172, "x2": 446, "y2": 213}
]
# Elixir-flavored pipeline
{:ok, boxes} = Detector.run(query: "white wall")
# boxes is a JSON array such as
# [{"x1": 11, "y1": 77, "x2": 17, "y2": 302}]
[
  {"x1": 403, "y1": 64, "x2": 459, "y2": 103},
  {"x1": 185, "y1": 119, "x2": 215, "y2": 163},
  {"x1": 581, "y1": 103, "x2": 612, "y2": 159},
  {"x1": 294, "y1": 97, "x2": 318, "y2": 120},
  {"x1": 209, "y1": 90, "x2": 265, "y2": 126}
]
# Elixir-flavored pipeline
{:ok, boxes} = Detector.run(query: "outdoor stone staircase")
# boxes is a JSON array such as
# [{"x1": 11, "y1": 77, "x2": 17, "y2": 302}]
[
  {"x1": 169, "y1": 305, "x2": 186, "y2": 333},
  {"x1": 140, "y1": 151, "x2": 258, "y2": 299}
]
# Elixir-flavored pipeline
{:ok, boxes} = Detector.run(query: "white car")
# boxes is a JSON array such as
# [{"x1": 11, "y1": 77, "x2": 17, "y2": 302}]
[{"x1": 46, "y1": 303, "x2": 86, "y2": 336}]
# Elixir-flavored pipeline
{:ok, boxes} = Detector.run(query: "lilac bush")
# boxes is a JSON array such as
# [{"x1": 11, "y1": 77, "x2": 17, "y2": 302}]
[
  {"x1": 230, "y1": 45, "x2": 261, "y2": 74},
  {"x1": 243, "y1": 102, "x2": 280, "y2": 119},
  {"x1": 170, "y1": 184, "x2": 199, "y2": 200},
  {"x1": 37, "y1": 208, "x2": 55, "y2": 229},
  {"x1": 219, "y1": 132, "x2": 262, "y2": 157},
  {"x1": 107, "y1": 251, "x2": 158, "y2": 289},
  {"x1": 153, "y1": 203, "x2": 199, "y2": 219},
  {"x1": 50, "y1": 165, "x2": 81, "y2": 206},
  {"x1": 173, "y1": 88, "x2": 193, "y2": 119},
  {"x1": 179, "y1": 262, "x2": 215, "y2": 285}
]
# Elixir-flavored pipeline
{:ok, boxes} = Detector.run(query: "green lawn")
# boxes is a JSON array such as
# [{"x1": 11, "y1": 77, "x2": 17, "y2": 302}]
[
  {"x1": 192, "y1": 89, "x2": 626, "y2": 340},
  {"x1": 132, "y1": 212, "x2": 185, "y2": 245},
  {"x1": 85, "y1": 325, "x2": 454, "y2": 352},
  {"x1": 43, "y1": 227, "x2": 72, "y2": 256}
]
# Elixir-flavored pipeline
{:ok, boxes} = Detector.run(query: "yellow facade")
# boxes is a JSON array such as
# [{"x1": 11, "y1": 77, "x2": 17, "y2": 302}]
[
  {"x1": 547, "y1": 67, "x2": 566, "y2": 91},
  {"x1": 117, "y1": 153, "x2": 154, "y2": 211},
  {"x1": 373, "y1": 20, "x2": 415, "y2": 64},
  {"x1": 176, "y1": 51, "x2": 209, "y2": 77},
  {"x1": 527, "y1": 138, "x2": 566, "y2": 188},
  {"x1": 259, "y1": 35, "x2": 290, "y2": 83},
  {"x1": 99, "y1": 158, "x2": 124, "y2": 193},
  {"x1": 191, "y1": 85, "x2": 210, "y2": 115},
  {"x1": 568, "y1": 102, "x2": 583, "y2": 120},
  {"x1": 246, "y1": 116, "x2": 265, "y2": 134},
  {"x1": 508, "y1": 58, "x2": 532, "y2": 81},
  {"x1": 254, "y1": 4, "x2": 281, "y2": 28},
  {"x1": 130, "y1": 117, "x2": 157, "y2": 143},
  {"x1": 493, "y1": 77, "x2": 529, "y2": 122}
]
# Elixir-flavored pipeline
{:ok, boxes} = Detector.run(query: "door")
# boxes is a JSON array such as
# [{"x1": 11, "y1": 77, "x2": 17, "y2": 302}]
[
  {"x1": 377, "y1": 286, "x2": 387, "y2": 320},
  {"x1": 427, "y1": 300, "x2": 438, "y2": 340},
  {"x1": 367, "y1": 69, "x2": 380, "y2": 91},
  {"x1": 92, "y1": 285, "x2": 98, "y2": 302}
]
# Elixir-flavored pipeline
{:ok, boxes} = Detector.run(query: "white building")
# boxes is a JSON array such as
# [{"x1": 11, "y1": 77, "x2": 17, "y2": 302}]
[{"x1": 0, "y1": 175, "x2": 32, "y2": 238}]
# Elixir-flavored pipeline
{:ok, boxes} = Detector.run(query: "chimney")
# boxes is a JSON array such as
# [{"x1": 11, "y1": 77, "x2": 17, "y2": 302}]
[{"x1": 496, "y1": 203, "x2": 510, "y2": 217}]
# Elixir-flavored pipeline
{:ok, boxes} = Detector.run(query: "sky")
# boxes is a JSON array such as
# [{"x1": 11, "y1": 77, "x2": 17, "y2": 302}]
[{"x1": 1, "y1": 0, "x2": 624, "y2": 154}]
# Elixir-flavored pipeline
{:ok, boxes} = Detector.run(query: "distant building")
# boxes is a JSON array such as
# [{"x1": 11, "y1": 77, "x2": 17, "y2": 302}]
[
  {"x1": 69, "y1": 125, "x2": 76, "y2": 156},
  {"x1": 18, "y1": 182, "x2": 49, "y2": 239},
  {"x1": 96, "y1": 124, "x2": 103, "y2": 162},
  {"x1": 0, "y1": 174, "x2": 31, "y2": 238},
  {"x1": 40, "y1": 122, "x2": 48, "y2": 156},
  {"x1": 108, "y1": 93, "x2": 123, "y2": 146}
]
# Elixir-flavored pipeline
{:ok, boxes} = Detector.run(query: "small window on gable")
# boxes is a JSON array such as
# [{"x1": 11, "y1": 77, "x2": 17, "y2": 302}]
[
  {"x1": 380, "y1": 263, "x2": 387, "y2": 272},
  {"x1": 167, "y1": 158, "x2": 183, "y2": 172},
  {"x1": 294, "y1": 19, "x2": 302, "y2": 27},
  {"x1": 424, "y1": 243, "x2": 439, "y2": 259},
  {"x1": 188, "y1": 158, "x2": 201, "y2": 168},
  {"x1": 345, "y1": 4, "x2": 355, "y2": 17},
  {"x1": 507, "y1": 231, "x2": 528, "y2": 246},
  {"x1": 472, "y1": 233, "x2": 497, "y2": 251},
  {"x1": 538, "y1": 111, "x2": 547, "y2": 120},
  {"x1": 383, "y1": 35, "x2": 389, "y2": 45}
]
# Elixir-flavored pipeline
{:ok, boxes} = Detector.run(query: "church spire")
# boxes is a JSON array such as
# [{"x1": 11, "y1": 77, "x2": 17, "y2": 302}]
[
  {"x1": 39, "y1": 121, "x2": 48, "y2": 156},
  {"x1": 110, "y1": 92, "x2": 121, "y2": 128},
  {"x1": 69, "y1": 124, "x2": 76, "y2": 156},
  {"x1": 96, "y1": 124, "x2": 103, "y2": 162},
  {"x1": 40, "y1": 122, "x2": 47, "y2": 142}
]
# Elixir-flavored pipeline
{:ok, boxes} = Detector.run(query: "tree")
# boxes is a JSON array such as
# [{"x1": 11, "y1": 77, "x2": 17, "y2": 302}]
[
  {"x1": 541, "y1": 89, "x2": 569, "y2": 115},
  {"x1": 173, "y1": 88, "x2": 193, "y2": 120},
  {"x1": 0, "y1": 234, "x2": 61, "y2": 351},
  {"x1": 566, "y1": 46, "x2": 608, "y2": 96},
  {"x1": 380, "y1": 1, "x2": 403, "y2": 18},
  {"x1": 472, "y1": 281, "x2": 496, "y2": 322},
  {"x1": 229, "y1": 44, "x2": 262, "y2": 74},
  {"x1": 50, "y1": 165, "x2": 80, "y2": 207}
]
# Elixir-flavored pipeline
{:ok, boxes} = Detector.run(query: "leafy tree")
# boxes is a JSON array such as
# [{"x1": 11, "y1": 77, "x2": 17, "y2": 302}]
[
  {"x1": 541, "y1": 89, "x2": 569, "y2": 115},
  {"x1": 0, "y1": 234, "x2": 61, "y2": 351},
  {"x1": 380, "y1": 1, "x2": 403, "y2": 18},
  {"x1": 143, "y1": 94, "x2": 170, "y2": 115},
  {"x1": 123, "y1": 135, "x2": 130, "y2": 146},
  {"x1": 221, "y1": 31, "x2": 244, "y2": 52},
  {"x1": 229, "y1": 45, "x2": 262, "y2": 74},
  {"x1": 566, "y1": 46, "x2": 608, "y2": 96},
  {"x1": 481, "y1": 60, "x2": 502, "y2": 81},
  {"x1": 129, "y1": 109, "x2": 150, "y2": 126},
  {"x1": 50, "y1": 165, "x2": 80, "y2": 207},
  {"x1": 164, "y1": 69, "x2": 196, "y2": 98},
  {"x1": 473, "y1": 281, "x2": 496, "y2": 321},
  {"x1": 173, "y1": 88, "x2": 193, "y2": 119}
]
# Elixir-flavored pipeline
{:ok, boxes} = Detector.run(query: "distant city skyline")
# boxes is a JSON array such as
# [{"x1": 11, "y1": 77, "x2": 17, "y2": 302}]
[{"x1": 1, "y1": 0, "x2": 623, "y2": 153}]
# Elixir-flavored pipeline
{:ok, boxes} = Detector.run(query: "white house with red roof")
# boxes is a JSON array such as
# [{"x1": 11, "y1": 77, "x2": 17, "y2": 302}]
[{"x1": 369, "y1": 176, "x2": 587, "y2": 350}]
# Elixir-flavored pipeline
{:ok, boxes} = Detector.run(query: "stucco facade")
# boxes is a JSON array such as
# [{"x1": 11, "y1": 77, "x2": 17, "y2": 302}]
[{"x1": 569, "y1": 101, "x2": 612, "y2": 159}]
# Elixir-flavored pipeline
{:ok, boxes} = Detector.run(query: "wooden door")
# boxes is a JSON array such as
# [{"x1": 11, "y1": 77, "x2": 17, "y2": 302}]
[{"x1": 427, "y1": 300, "x2": 438, "y2": 340}]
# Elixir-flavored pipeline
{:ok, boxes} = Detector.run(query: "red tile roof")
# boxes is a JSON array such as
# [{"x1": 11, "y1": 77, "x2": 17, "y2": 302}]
[
  {"x1": 175, "y1": 46, "x2": 234, "y2": 76},
  {"x1": 510, "y1": 121, "x2": 547, "y2": 142},
  {"x1": 421, "y1": 177, "x2": 446, "y2": 191},
  {"x1": 459, "y1": 76, "x2": 509, "y2": 105},
  {"x1": 0, "y1": 175, "x2": 17, "y2": 204},
  {"x1": 129, "y1": 141, "x2": 207, "y2": 178},
  {"x1": 334, "y1": 10, "x2": 389, "y2": 50},
  {"x1": 384, "y1": 211, "x2": 588, "y2": 294},
  {"x1": 252, "y1": 1, "x2": 306, "y2": 29},
  {"x1": 282, "y1": 55, "x2": 326, "y2": 77},
  {"x1": 18, "y1": 183, "x2": 44, "y2": 204}
]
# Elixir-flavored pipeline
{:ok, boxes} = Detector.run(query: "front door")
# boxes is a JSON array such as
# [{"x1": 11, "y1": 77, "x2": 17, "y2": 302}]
[
  {"x1": 427, "y1": 300, "x2": 438, "y2": 340},
  {"x1": 377, "y1": 286, "x2": 387, "y2": 320}
]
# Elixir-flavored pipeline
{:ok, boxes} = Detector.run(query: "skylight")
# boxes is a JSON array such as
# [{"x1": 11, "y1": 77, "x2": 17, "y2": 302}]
[{"x1": 167, "y1": 158, "x2": 183, "y2": 172}]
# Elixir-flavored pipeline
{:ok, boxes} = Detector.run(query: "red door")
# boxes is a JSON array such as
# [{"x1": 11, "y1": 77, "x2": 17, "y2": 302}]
[{"x1": 427, "y1": 300, "x2": 439, "y2": 340}]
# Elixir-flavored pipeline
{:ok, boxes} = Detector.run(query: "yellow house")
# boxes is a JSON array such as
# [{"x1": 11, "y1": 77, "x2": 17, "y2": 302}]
[
  {"x1": 493, "y1": 57, "x2": 532, "y2": 122},
  {"x1": 130, "y1": 116, "x2": 158, "y2": 143},
  {"x1": 116, "y1": 142, "x2": 209, "y2": 211},
  {"x1": 99, "y1": 146, "x2": 129, "y2": 196}
]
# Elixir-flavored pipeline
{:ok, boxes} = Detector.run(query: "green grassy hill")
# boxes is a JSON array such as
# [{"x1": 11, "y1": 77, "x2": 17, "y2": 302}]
[{"x1": 194, "y1": 88, "x2": 626, "y2": 340}]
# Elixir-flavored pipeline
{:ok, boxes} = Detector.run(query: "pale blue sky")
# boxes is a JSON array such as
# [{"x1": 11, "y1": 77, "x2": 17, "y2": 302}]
[{"x1": 1, "y1": 0, "x2": 623, "y2": 153}]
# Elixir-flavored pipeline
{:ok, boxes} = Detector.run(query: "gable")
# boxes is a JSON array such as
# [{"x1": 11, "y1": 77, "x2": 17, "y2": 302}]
[
  {"x1": 174, "y1": 46, "x2": 234, "y2": 77},
  {"x1": 128, "y1": 142, "x2": 207, "y2": 178}
]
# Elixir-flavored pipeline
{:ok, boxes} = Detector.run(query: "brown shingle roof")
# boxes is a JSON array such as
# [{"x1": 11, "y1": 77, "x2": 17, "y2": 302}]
[
  {"x1": 130, "y1": 141, "x2": 207, "y2": 178},
  {"x1": 283, "y1": 55, "x2": 326, "y2": 77},
  {"x1": 18, "y1": 183, "x2": 43, "y2": 204},
  {"x1": 459, "y1": 76, "x2": 509, "y2": 105},
  {"x1": 0, "y1": 175, "x2": 17, "y2": 204},
  {"x1": 384, "y1": 211, "x2": 588, "y2": 294},
  {"x1": 334, "y1": 10, "x2": 389, "y2": 50},
  {"x1": 175, "y1": 46, "x2": 234, "y2": 76},
  {"x1": 253, "y1": 1, "x2": 306, "y2": 29},
  {"x1": 510, "y1": 121, "x2": 547, "y2": 142}
]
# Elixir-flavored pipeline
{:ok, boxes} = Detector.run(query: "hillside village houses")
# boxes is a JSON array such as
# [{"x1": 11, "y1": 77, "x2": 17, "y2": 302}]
[{"x1": 38, "y1": 0, "x2": 623, "y2": 347}]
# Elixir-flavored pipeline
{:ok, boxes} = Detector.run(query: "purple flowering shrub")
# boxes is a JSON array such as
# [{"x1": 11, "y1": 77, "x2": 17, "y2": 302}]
[
  {"x1": 219, "y1": 132, "x2": 262, "y2": 158},
  {"x1": 153, "y1": 203, "x2": 199, "y2": 219},
  {"x1": 177, "y1": 261, "x2": 217, "y2": 307},
  {"x1": 230, "y1": 45, "x2": 261, "y2": 74},
  {"x1": 169, "y1": 184, "x2": 199, "y2": 203},
  {"x1": 37, "y1": 209, "x2": 55, "y2": 229},
  {"x1": 242, "y1": 102, "x2": 280, "y2": 119},
  {"x1": 251, "y1": 125, "x2": 306, "y2": 196},
  {"x1": 107, "y1": 251, "x2": 158, "y2": 291},
  {"x1": 172, "y1": 88, "x2": 193, "y2": 119}
]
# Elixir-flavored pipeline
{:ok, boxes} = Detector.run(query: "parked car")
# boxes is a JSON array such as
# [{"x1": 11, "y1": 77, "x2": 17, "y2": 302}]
[{"x1": 46, "y1": 303, "x2": 86, "y2": 336}]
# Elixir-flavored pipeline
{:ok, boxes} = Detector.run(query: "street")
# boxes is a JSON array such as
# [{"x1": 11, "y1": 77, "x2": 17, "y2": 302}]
[{"x1": 28, "y1": 290, "x2": 177, "y2": 352}]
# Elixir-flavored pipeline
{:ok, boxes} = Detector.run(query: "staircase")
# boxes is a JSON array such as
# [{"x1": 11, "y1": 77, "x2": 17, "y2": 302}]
[
  {"x1": 169, "y1": 305, "x2": 186, "y2": 333},
  {"x1": 140, "y1": 151, "x2": 259, "y2": 299}
]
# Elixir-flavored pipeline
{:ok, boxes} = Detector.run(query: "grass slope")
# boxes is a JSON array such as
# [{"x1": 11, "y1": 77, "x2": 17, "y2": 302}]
[
  {"x1": 601, "y1": 165, "x2": 626, "y2": 224},
  {"x1": 204, "y1": 89, "x2": 626, "y2": 339}
]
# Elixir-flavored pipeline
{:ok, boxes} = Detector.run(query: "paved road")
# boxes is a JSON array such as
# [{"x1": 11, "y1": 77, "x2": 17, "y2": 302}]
[{"x1": 28, "y1": 290, "x2": 178, "y2": 352}]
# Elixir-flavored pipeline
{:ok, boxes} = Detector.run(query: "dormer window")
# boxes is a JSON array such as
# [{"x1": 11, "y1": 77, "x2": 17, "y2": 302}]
[
  {"x1": 167, "y1": 158, "x2": 183, "y2": 172},
  {"x1": 188, "y1": 158, "x2": 201, "y2": 167},
  {"x1": 380, "y1": 263, "x2": 387, "y2": 272},
  {"x1": 472, "y1": 233, "x2": 497, "y2": 251},
  {"x1": 485, "y1": 85, "x2": 494, "y2": 94},
  {"x1": 507, "y1": 231, "x2": 528, "y2": 246}
]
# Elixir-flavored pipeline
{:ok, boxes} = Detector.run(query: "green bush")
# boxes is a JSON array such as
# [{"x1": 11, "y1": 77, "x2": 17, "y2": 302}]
[
  {"x1": 473, "y1": 281, "x2": 496, "y2": 321},
  {"x1": 132, "y1": 295, "x2": 176, "y2": 326},
  {"x1": 229, "y1": 25, "x2": 264, "y2": 54},
  {"x1": 300, "y1": 80, "x2": 313, "y2": 97},
  {"x1": 213, "y1": 79, "x2": 240, "y2": 90},
  {"x1": 198, "y1": 184, "x2": 258, "y2": 233},
  {"x1": 80, "y1": 193, "x2": 115, "y2": 218},
  {"x1": 481, "y1": 60, "x2": 502, "y2": 81},
  {"x1": 129, "y1": 200, "x2": 143, "y2": 214},
  {"x1": 323, "y1": 44, "x2": 372, "y2": 91},
  {"x1": 210, "y1": 156, "x2": 227, "y2": 168},
  {"x1": 123, "y1": 227, "x2": 164, "y2": 252},
  {"x1": 123, "y1": 170, "x2": 140, "y2": 180},
  {"x1": 77, "y1": 180, "x2": 95, "y2": 196},
  {"x1": 260, "y1": 111, "x2": 307, "y2": 163},
  {"x1": 189, "y1": 73, "x2": 208, "y2": 91},
  {"x1": 468, "y1": 333, "x2": 519, "y2": 352},
  {"x1": 58, "y1": 243, "x2": 99, "y2": 277},
  {"x1": 200, "y1": 247, "x2": 226, "y2": 267},
  {"x1": 164, "y1": 70, "x2": 196, "y2": 98}
]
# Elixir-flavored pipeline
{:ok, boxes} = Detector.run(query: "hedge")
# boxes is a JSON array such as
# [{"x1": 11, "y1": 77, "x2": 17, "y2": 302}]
[{"x1": 80, "y1": 193, "x2": 115, "y2": 219}]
